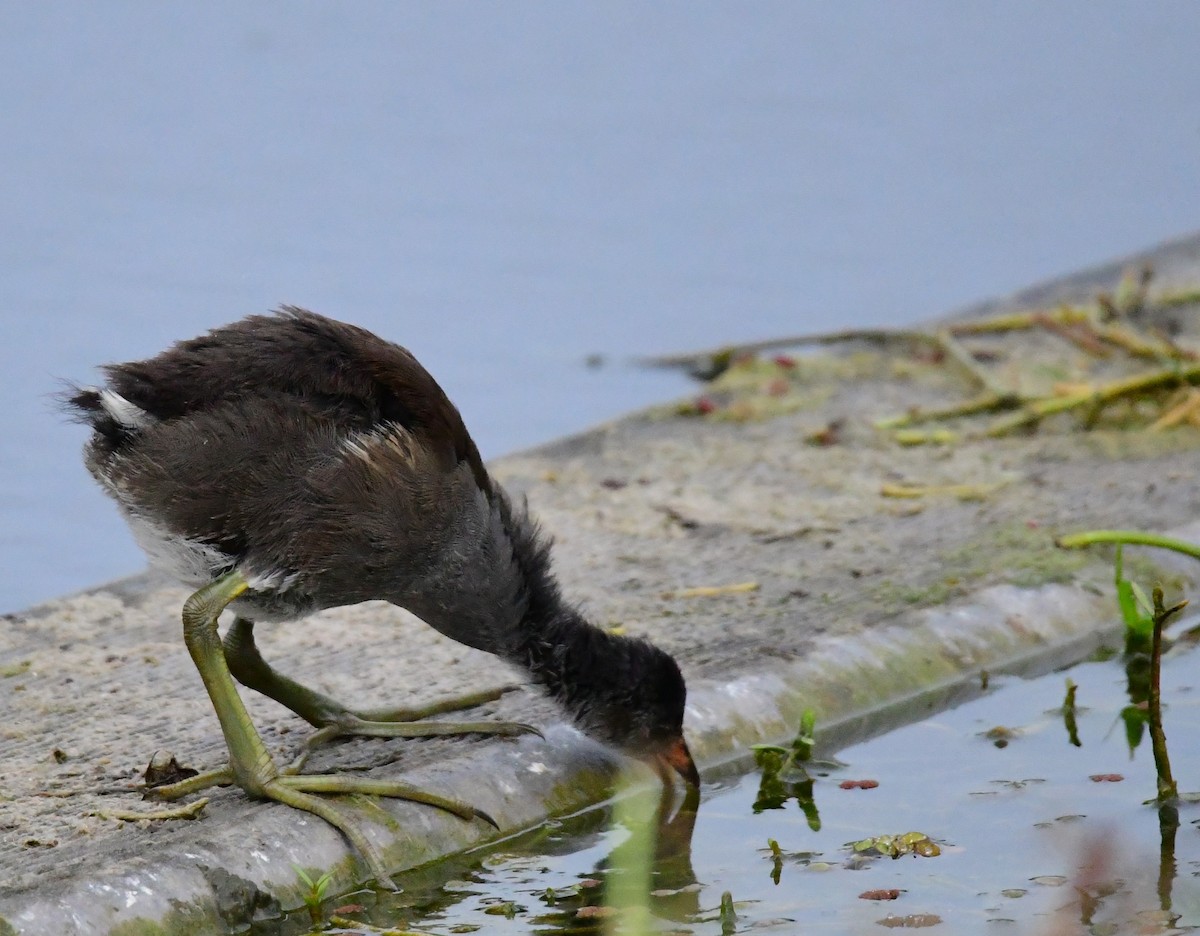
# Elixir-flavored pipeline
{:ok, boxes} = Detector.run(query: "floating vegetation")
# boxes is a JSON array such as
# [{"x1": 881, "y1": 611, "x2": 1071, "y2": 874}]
[
  {"x1": 860, "y1": 888, "x2": 904, "y2": 901},
  {"x1": 876, "y1": 912, "x2": 943, "y2": 928},
  {"x1": 284, "y1": 630, "x2": 1200, "y2": 934},
  {"x1": 757, "y1": 838, "x2": 822, "y2": 886},
  {"x1": 979, "y1": 725, "x2": 1020, "y2": 748},
  {"x1": 838, "y1": 778, "x2": 879, "y2": 790},
  {"x1": 849, "y1": 831, "x2": 942, "y2": 860}
]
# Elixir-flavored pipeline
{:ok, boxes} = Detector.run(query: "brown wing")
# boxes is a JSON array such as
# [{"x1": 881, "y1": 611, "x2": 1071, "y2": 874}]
[{"x1": 74, "y1": 307, "x2": 490, "y2": 492}]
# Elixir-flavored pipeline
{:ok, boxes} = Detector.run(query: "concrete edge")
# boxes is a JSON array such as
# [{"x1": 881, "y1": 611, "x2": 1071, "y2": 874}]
[{"x1": 4, "y1": 553, "x2": 1166, "y2": 934}]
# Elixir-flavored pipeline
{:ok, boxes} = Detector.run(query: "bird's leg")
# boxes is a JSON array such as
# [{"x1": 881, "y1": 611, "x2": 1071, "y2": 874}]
[
  {"x1": 222, "y1": 616, "x2": 540, "y2": 745},
  {"x1": 148, "y1": 572, "x2": 498, "y2": 888}
]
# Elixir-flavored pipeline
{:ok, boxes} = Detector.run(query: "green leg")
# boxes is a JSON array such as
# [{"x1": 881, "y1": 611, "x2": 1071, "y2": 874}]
[
  {"x1": 222, "y1": 616, "x2": 540, "y2": 741},
  {"x1": 148, "y1": 572, "x2": 497, "y2": 888}
]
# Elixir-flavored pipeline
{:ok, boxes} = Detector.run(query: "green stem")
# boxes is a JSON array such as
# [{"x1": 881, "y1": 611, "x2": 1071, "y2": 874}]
[
  {"x1": 1149, "y1": 589, "x2": 1179, "y2": 803},
  {"x1": 875, "y1": 392, "x2": 1021, "y2": 430},
  {"x1": 1056, "y1": 531, "x2": 1200, "y2": 561}
]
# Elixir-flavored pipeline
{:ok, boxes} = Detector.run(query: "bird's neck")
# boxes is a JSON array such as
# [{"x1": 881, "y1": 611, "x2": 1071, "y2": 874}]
[
  {"x1": 505, "y1": 595, "x2": 635, "y2": 745},
  {"x1": 486, "y1": 491, "x2": 632, "y2": 743}
]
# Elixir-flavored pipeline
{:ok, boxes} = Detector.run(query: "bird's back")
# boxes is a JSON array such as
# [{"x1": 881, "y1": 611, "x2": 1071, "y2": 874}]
[
  {"x1": 71, "y1": 308, "x2": 485, "y2": 482},
  {"x1": 66, "y1": 309, "x2": 505, "y2": 623}
]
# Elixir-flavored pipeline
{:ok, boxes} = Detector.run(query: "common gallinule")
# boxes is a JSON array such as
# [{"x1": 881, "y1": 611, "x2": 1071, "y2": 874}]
[{"x1": 67, "y1": 308, "x2": 698, "y2": 883}]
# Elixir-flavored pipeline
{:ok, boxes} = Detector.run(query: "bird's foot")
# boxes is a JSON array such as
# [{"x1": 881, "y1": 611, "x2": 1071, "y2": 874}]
[
  {"x1": 146, "y1": 765, "x2": 234, "y2": 799},
  {"x1": 220, "y1": 624, "x2": 542, "y2": 749},
  {"x1": 174, "y1": 574, "x2": 501, "y2": 889},
  {"x1": 304, "y1": 683, "x2": 543, "y2": 745},
  {"x1": 347, "y1": 683, "x2": 525, "y2": 724},
  {"x1": 146, "y1": 761, "x2": 496, "y2": 888},
  {"x1": 282, "y1": 684, "x2": 542, "y2": 774},
  {"x1": 285, "y1": 713, "x2": 541, "y2": 774}
]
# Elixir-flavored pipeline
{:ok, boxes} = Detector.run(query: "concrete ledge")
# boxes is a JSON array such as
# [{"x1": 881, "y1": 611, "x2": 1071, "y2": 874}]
[{"x1": 3, "y1": 233, "x2": 1200, "y2": 934}]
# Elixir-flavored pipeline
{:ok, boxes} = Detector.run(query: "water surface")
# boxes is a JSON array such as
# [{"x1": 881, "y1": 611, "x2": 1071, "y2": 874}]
[{"x1": 295, "y1": 629, "x2": 1200, "y2": 934}]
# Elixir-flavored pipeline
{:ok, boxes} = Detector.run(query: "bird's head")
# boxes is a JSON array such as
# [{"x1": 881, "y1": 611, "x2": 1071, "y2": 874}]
[{"x1": 571, "y1": 636, "x2": 700, "y2": 788}]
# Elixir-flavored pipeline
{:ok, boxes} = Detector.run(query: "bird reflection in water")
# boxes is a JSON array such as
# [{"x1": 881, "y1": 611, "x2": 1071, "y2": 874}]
[{"x1": 564, "y1": 774, "x2": 704, "y2": 931}]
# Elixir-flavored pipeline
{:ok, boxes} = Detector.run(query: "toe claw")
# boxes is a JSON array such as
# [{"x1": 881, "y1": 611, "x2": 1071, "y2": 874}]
[
  {"x1": 375, "y1": 874, "x2": 402, "y2": 893},
  {"x1": 473, "y1": 807, "x2": 500, "y2": 829}
]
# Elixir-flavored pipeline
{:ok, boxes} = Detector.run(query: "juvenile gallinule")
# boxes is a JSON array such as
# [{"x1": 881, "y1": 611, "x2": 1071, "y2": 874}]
[{"x1": 67, "y1": 308, "x2": 698, "y2": 883}]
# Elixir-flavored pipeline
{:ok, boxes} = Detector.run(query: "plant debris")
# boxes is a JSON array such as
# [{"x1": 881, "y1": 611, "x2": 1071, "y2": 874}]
[{"x1": 648, "y1": 265, "x2": 1200, "y2": 439}]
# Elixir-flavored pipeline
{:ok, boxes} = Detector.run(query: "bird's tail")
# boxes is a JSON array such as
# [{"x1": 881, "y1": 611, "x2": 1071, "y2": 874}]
[{"x1": 63, "y1": 385, "x2": 155, "y2": 452}]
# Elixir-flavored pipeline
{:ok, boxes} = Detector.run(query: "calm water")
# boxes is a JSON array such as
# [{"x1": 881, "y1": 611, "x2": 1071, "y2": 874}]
[
  {"x1": 288, "y1": 629, "x2": 1200, "y2": 935},
  {"x1": 3, "y1": 4, "x2": 1200, "y2": 611}
]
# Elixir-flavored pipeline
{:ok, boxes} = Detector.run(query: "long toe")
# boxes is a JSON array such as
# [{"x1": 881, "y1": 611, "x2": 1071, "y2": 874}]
[
  {"x1": 261, "y1": 778, "x2": 398, "y2": 888},
  {"x1": 277, "y1": 772, "x2": 497, "y2": 828},
  {"x1": 322, "y1": 717, "x2": 543, "y2": 741}
]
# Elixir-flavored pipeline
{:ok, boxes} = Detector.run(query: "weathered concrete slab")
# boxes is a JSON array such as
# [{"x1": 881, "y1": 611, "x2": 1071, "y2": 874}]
[{"x1": 3, "y1": 232, "x2": 1200, "y2": 934}]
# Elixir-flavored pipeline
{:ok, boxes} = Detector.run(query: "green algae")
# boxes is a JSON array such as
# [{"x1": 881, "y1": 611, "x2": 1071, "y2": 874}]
[
  {"x1": 107, "y1": 903, "x2": 220, "y2": 936},
  {"x1": 868, "y1": 521, "x2": 1093, "y2": 613}
]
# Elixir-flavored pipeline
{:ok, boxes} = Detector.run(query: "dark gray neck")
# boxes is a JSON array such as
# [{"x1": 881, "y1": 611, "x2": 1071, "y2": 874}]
[
  {"x1": 413, "y1": 483, "x2": 681, "y2": 755},
  {"x1": 502, "y1": 602, "x2": 626, "y2": 741},
  {"x1": 479, "y1": 488, "x2": 647, "y2": 747}
]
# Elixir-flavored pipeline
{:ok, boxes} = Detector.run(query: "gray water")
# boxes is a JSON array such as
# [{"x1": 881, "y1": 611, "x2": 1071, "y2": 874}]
[{"x1": 3, "y1": 4, "x2": 1199, "y2": 612}]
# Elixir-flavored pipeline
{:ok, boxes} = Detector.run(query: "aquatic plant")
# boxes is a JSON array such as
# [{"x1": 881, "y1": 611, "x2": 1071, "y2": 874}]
[
  {"x1": 292, "y1": 864, "x2": 334, "y2": 929},
  {"x1": 751, "y1": 709, "x2": 820, "y2": 829},
  {"x1": 1057, "y1": 531, "x2": 1191, "y2": 802}
]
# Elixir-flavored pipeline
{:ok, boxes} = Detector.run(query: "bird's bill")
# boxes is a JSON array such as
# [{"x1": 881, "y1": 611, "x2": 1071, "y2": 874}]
[{"x1": 656, "y1": 735, "x2": 701, "y2": 788}]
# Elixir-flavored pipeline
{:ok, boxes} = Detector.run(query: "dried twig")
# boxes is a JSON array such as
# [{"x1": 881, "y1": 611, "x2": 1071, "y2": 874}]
[{"x1": 986, "y1": 363, "x2": 1200, "y2": 437}]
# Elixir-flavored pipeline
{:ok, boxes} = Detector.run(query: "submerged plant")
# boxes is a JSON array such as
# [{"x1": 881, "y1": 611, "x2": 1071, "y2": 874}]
[
  {"x1": 1061, "y1": 678, "x2": 1082, "y2": 748},
  {"x1": 752, "y1": 708, "x2": 816, "y2": 769},
  {"x1": 719, "y1": 890, "x2": 737, "y2": 935},
  {"x1": 766, "y1": 839, "x2": 783, "y2": 886}
]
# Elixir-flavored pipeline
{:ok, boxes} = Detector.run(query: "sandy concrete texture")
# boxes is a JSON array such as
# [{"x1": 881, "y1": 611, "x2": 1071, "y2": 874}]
[{"x1": 3, "y1": 232, "x2": 1200, "y2": 934}]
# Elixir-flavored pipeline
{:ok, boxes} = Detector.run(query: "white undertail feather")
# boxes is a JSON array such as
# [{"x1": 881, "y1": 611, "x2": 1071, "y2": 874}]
[
  {"x1": 122, "y1": 511, "x2": 300, "y2": 594},
  {"x1": 98, "y1": 389, "x2": 154, "y2": 430},
  {"x1": 123, "y1": 510, "x2": 231, "y2": 587},
  {"x1": 243, "y1": 569, "x2": 303, "y2": 592}
]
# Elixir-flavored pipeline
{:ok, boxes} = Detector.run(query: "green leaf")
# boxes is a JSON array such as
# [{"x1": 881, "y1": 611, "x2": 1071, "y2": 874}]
[{"x1": 1130, "y1": 581, "x2": 1154, "y2": 620}]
